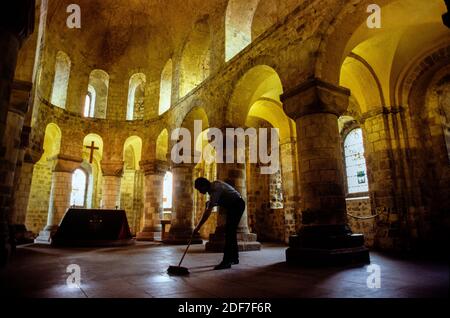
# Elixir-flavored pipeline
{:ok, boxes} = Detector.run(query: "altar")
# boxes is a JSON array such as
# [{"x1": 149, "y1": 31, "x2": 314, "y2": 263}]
[{"x1": 51, "y1": 208, "x2": 135, "y2": 247}]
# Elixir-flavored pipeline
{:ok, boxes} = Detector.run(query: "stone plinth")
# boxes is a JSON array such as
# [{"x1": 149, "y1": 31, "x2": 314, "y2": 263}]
[{"x1": 286, "y1": 224, "x2": 370, "y2": 266}]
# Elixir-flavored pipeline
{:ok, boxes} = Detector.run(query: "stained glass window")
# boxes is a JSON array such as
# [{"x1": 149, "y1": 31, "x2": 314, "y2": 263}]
[
  {"x1": 344, "y1": 128, "x2": 369, "y2": 194},
  {"x1": 83, "y1": 94, "x2": 91, "y2": 118},
  {"x1": 70, "y1": 169, "x2": 87, "y2": 207},
  {"x1": 163, "y1": 171, "x2": 173, "y2": 210}
]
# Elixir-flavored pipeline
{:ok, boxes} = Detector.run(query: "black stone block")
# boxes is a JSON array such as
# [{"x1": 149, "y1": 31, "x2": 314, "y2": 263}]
[{"x1": 286, "y1": 224, "x2": 370, "y2": 266}]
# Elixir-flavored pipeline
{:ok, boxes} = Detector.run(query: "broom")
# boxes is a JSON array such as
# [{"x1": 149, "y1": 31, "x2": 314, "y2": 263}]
[{"x1": 167, "y1": 233, "x2": 194, "y2": 275}]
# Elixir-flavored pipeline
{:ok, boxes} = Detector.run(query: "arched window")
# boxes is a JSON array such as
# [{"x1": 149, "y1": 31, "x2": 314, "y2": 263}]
[
  {"x1": 127, "y1": 73, "x2": 146, "y2": 120},
  {"x1": 83, "y1": 94, "x2": 91, "y2": 118},
  {"x1": 159, "y1": 59, "x2": 172, "y2": 115},
  {"x1": 70, "y1": 168, "x2": 88, "y2": 207},
  {"x1": 83, "y1": 85, "x2": 96, "y2": 118},
  {"x1": 179, "y1": 18, "x2": 211, "y2": 97},
  {"x1": 344, "y1": 128, "x2": 369, "y2": 194},
  {"x1": 225, "y1": 0, "x2": 260, "y2": 61},
  {"x1": 437, "y1": 81, "x2": 450, "y2": 162},
  {"x1": 163, "y1": 171, "x2": 173, "y2": 214},
  {"x1": 87, "y1": 70, "x2": 109, "y2": 119},
  {"x1": 50, "y1": 51, "x2": 71, "y2": 108}
]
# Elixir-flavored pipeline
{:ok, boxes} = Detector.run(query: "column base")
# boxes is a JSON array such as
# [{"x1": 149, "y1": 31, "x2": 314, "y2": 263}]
[
  {"x1": 34, "y1": 225, "x2": 58, "y2": 245},
  {"x1": 0, "y1": 242, "x2": 11, "y2": 267},
  {"x1": 9, "y1": 224, "x2": 34, "y2": 245},
  {"x1": 136, "y1": 229, "x2": 162, "y2": 242},
  {"x1": 205, "y1": 232, "x2": 261, "y2": 252},
  {"x1": 163, "y1": 227, "x2": 203, "y2": 245},
  {"x1": 285, "y1": 224, "x2": 370, "y2": 266}
]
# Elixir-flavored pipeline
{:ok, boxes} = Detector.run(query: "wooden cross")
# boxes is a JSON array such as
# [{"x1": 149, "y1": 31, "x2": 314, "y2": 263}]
[{"x1": 85, "y1": 141, "x2": 99, "y2": 164}]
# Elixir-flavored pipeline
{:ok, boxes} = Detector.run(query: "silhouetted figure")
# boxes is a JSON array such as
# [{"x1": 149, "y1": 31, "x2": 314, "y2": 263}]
[{"x1": 193, "y1": 177, "x2": 245, "y2": 270}]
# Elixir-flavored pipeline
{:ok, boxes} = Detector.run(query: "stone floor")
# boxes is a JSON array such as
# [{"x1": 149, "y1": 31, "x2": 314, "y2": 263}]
[{"x1": 0, "y1": 242, "x2": 448, "y2": 298}]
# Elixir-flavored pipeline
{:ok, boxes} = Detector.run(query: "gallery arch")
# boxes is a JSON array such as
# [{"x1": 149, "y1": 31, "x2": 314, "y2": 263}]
[
  {"x1": 127, "y1": 73, "x2": 146, "y2": 120},
  {"x1": 121, "y1": 136, "x2": 144, "y2": 234},
  {"x1": 50, "y1": 51, "x2": 71, "y2": 109},
  {"x1": 70, "y1": 168, "x2": 88, "y2": 208},
  {"x1": 179, "y1": 17, "x2": 211, "y2": 98},
  {"x1": 25, "y1": 123, "x2": 62, "y2": 234},
  {"x1": 87, "y1": 70, "x2": 109, "y2": 119},
  {"x1": 159, "y1": 60, "x2": 173, "y2": 115}
]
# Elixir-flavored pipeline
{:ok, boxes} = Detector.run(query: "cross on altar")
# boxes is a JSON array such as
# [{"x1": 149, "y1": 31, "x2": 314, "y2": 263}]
[{"x1": 85, "y1": 141, "x2": 99, "y2": 163}]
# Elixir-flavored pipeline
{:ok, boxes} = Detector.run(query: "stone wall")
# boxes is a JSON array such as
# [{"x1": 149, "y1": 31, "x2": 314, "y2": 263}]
[{"x1": 346, "y1": 197, "x2": 375, "y2": 247}]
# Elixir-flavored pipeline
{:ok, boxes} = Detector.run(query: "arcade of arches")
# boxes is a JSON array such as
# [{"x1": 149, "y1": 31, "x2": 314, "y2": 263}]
[{"x1": 1, "y1": 0, "x2": 450, "y2": 269}]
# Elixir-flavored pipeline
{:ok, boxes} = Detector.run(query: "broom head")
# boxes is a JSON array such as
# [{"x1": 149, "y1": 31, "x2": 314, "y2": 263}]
[{"x1": 167, "y1": 265, "x2": 190, "y2": 276}]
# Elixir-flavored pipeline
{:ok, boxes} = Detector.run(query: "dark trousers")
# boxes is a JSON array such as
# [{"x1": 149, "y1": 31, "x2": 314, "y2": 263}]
[{"x1": 223, "y1": 198, "x2": 245, "y2": 262}]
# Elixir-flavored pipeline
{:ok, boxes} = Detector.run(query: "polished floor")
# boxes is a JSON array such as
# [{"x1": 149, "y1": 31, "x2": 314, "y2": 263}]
[{"x1": 0, "y1": 242, "x2": 448, "y2": 298}]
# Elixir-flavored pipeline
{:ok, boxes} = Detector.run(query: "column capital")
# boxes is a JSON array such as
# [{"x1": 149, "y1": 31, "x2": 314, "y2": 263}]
[
  {"x1": 140, "y1": 159, "x2": 168, "y2": 176},
  {"x1": 280, "y1": 136, "x2": 297, "y2": 146},
  {"x1": 360, "y1": 105, "x2": 407, "y2": 122},
  {"x1": 281, "y1": 78, "x2": 350, "y2": 119},
  {"x1": 51, "y1": 155, "x2": 83, "y2": 173},
  {"x1": 171, "y1": 161, "x2": 196, "y2": 170},
  {"x1": 0, "y1": 0, "x2": 35, "y2": 45},
  {"x1": 101, "y1": 160, "x2": 124, "y2": 177},
  {"x1": 23, "y1": 147, "x2": 41, "y2": 164},
  {"x1": 443, "y1": 0, "x2": 450, "y2": 28},
  {"x1": 9, "y1": 80, "x2": 32, "y2": 116}
]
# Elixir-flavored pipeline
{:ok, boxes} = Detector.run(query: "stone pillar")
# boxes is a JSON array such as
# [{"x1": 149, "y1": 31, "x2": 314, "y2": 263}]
[
  {"x1": 282, "y1": 78, "x2": 369, "y2": 265},
  {"x1": 66, "y1": 62, "x2": 89, "y2": 115},
  {"x1": 1, "y1": 81, "x2": 32, "y2": 246},
  {"x1": 136, "y1": 160, "x2": 167, "y2": 241},
  {"x1": 164, "y1": 162, "x2": 202, "y2": 245},
  {"x1": 280, "y1": 137, "x2": 301, "y2": 241},
  {"x1": 205, "y1": 128, "x2": 261, "y2": 252},
  {"x1": 443, "y1": 0, "x2": 450, "y2": 28},
  {"x1": 8, "y1": 145, "x2": 40, "y2": 244},
  {"x1": 34, "y1": 156, "x2": 82, "y2": 244},
  {"x1": 10, "y1": 159, "x2": 35, "y2": 225},
  {"x1": 101, "y1": 161, "x2": 124, "y2": 209},
  {"x1": 0, "y1": 0, "x2": 35, "y2": 265}
]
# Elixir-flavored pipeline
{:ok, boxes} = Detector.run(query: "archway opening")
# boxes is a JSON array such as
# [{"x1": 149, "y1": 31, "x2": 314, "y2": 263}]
[
  {"x1": 70, "y1": 168, "x2": 88, "y2": 207},
  {"x1": 50, "y1": 51, "x2": 71, "y2": 109}
]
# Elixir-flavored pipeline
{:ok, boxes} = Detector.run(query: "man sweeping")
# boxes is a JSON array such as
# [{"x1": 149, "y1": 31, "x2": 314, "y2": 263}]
[{"x1": 193, "y1": 177, "x2": 245, "y2": 270}]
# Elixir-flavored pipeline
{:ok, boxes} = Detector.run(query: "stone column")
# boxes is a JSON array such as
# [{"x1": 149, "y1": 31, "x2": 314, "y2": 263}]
[
  {"x1": 1, "y1": 81, "x2": 32, "y2": 246},
  {"x1": 443, "y1": 0, "x2": 450, "y2": 28},
  {"x1": 205, "y1": 128, "x2": 261, "y2": 252},
  {"x1": 8, "y1": 146, "x2": 40, "y2": 244},
  {"x1": 101, "y1": 161, "x2": 124, "y2": 209},
  {"x1": 282, "y1": 78, "x2": 369, "y2": 265},
  {"x1": 34, "y1": 156, "x2": 82, "y2": 244},
  {"x1": 164, "y1": 162, "x2": 202, "y2": 245},
  {"x1": 280, "y1": 137, "x2": 301, "y2": 241},
  {"x1": 0, "y1": 0, "x2": 35, "y2": 265},
  {"x1": 136, "y1": 160, "x2": 167, "y2": 241},
  {"x1": 10, "y1": 158, "x2": 35, "y2": 225},
  {"x1": 66, "y1": 62, "x2": 89, "y2": 115}
]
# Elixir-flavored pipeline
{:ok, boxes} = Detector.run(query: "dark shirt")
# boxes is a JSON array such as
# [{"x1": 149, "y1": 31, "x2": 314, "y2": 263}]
[{"x1": 206, "y1": 180, "x2": 242, "y2": 210}]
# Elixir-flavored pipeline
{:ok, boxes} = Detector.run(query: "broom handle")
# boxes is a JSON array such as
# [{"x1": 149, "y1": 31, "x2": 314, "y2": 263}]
[{"x1": 178, "y1": 233, "x2": 194, "y2": 266}]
